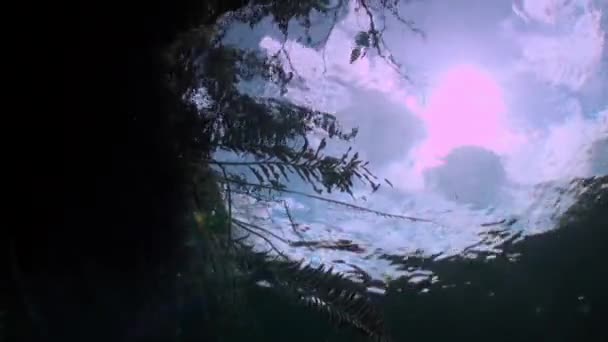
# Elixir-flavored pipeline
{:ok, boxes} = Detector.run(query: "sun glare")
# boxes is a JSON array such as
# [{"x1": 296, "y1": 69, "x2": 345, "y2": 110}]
[{"x1": 408, "y1": 64, "x2": 516, "y2": 173}]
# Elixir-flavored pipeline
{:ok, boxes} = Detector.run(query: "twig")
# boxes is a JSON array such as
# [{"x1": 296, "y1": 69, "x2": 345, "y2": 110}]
[
  {"x1": 218, "y1": 177, "x2": 436, "y2": 223},
  {"x1": 233, "y1": 218, "x2": 291, "y2": 244},
  {"x1": 359, "y1": 0, "x2": 383, "y2": 56},
  {"x1": 233, "y1": 233, "x2": 251, "y2": 244},
  {"x1": 283, "y1": 201, "x2": 301, "y2": 235},
  {"x1": 280, "y1": 40, "x2": 302, "y2": 81},
  {"x1": 358, "y1": 0, "x2": 414, "y2": 84},
  {"x1": 480, "y1": 219, "x2": 506, "y2": 227},
  {"x1": 219, "y1": 164, "x2": 233, "y2": 242},
  {"x1": 386, "y1": 3, "x2": 425, "y2": 38},
  {"x1": 209, "y1": 159, "x2": 294, "y2": 167},
  {"x1": 315, "y1": 0, "x2": 343, "y2": 74},
  {"x1": 282, "y1": 200, "x2": 308, "y2": 241},
  {"x1": 232, "y1": 220, "x2": 288, "y2": 259},
  {"x1": 231, "y1": 188, "x2": 276, "y2": 203}
]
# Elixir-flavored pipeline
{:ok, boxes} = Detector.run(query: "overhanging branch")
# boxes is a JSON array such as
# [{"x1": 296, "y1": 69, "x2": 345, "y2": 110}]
[{"x1": 218, "y1": 177, "x2": 437, "y2": 223}]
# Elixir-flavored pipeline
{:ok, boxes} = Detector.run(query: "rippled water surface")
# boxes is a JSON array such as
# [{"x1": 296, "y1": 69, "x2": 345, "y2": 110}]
[{"x1": 215, "y1": 0, "x2": 607, "y2": 288}]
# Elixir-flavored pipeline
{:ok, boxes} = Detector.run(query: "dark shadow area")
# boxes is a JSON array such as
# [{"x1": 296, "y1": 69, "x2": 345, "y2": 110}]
[
  {"x1": 180, "y1": 175, "x2": 607, "y2": 342},
  {"x1": 380, "y1": 175, "x2": 607, "y2": 342},
  {"x1": 8, "y1": 1, "x2": 248, "y2": 341}
]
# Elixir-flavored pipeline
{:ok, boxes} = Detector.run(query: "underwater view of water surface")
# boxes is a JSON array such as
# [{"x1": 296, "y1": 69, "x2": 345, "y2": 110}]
[
  {"x1": 193, "y1": 0, "x2": 607, "y2": 341},
  {"x1": 219, "y1": 0, "x2": 607, "y2": 279}
]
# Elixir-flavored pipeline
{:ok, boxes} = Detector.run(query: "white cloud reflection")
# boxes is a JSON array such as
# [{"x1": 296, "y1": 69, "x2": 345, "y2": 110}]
[{"x1": 513, "y1": 0, "x2": 605, "y2": 91}]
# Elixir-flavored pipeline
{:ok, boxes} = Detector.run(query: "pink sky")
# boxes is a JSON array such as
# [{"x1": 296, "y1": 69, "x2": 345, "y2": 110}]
[{"x1": 407, "y1": 64, "x2": 519, "y2": 173}]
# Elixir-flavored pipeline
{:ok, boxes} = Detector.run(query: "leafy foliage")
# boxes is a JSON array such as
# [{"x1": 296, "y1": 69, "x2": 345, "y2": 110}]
[
  {"x1": 162, "y1": 0, "x2": 427, "y2": 340},
  {"x1": 351, "y1": 31, "x2": 370, "y2": 63},
  {"x1": 350, "y1": 46, "x2": 363, "y2": 63},
  {"x1": 355, "y1": 31, "x2": 371, "y2": 48},
  {"x1": 239, "y1": 248, "x2": 389, "y2": 341}
]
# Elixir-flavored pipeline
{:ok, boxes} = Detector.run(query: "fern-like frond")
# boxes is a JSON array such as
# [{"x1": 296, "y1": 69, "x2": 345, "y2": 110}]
[{"x1": 239, "y1": 251, "x2": 389, "y2": 341}]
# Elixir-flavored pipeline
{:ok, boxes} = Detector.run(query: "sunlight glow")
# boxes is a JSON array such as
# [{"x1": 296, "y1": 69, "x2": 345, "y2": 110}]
[{"x1": 409, "y1": 64, "x2": 517, "y2": 173}]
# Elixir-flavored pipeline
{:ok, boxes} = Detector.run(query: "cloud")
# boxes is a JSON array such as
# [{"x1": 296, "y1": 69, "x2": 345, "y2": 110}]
[
  {"x1": 520, "y1": 0, "x2": 565, "y2": 25},
  {"x1": 513, "y1": 0, "x2": 605, "y2": 91},
  {"x1": 504, "y1": 108, "x2": 608, "y2": 184},
  {"x1": 424, "y1": 146, "x2": 508, "y2": 208}
]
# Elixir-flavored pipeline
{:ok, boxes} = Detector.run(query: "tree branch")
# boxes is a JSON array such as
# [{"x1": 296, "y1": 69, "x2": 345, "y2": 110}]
[
  {"x1": 358, "y1": 0, "x2": 414, "y2": 84},
  {"x1": 232, "y1": 219, "x2": 289, "y2": 259},
  {"x1": 314, "y1": 0, "x2": 344, "y2": 74},
  {"x1": 218, "y1": 163, "x2": 233, "y2": 242},
  {"x1": 282, "y1": 200, "x2": 309, "y2": 242},
  {"x1": 233, "y1": 218, "x2": 291, "y2": 245},
  {"x1": 209, "y1": 159, "x2": 294, "y2": 167},
  {"x1": 218, "y1": 177, "x2": 437, "y2": 223}
]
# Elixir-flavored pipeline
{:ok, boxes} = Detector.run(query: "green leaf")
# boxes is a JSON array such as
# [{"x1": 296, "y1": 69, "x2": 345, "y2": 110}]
[
  {"x1": 350, "y1": 47, "x2": 362, "y2": 64},
  {"x1": 276, "y1": 163, "x2": 290, "y2": 181},
  {"x1": 293, "y1": 166, "x2": 306, "y2": 181},
  {"x1": 355, "y1": 31, "x2": 370, "y2": 47},
  {"x1": 269, "y1": 164, "x2": 281, "y2": 181},
  {"x1": 259, "y1": 164, "x2": 271, "y2": 180},
  {"x1": 249, "y1": 166, "x2": 264, "y2": 184},
  {"x1": 302, "y1": 168, "x2": 312, "y2": 182}
]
